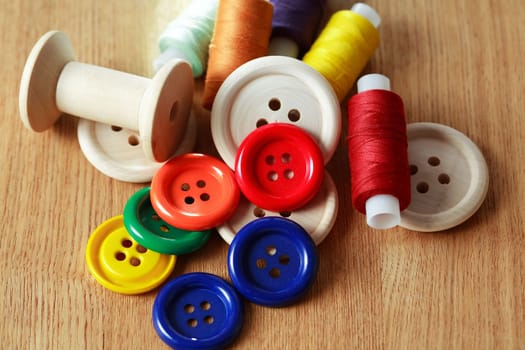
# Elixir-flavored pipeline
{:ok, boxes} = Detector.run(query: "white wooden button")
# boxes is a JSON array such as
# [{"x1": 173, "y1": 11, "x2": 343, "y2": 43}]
[
  {"x1": 77, "y1": 111, "x2": 197, "y2": 183},
  {"x1": 19, "y1": 30, "x2": 193, "y2": 162},
  {"x1": 217, "y1": 171, "x2": 338, "y2": 245},
  {"x1": 211, "y1": 56, "x2": 341, "y2": 169},
  {"x1": 400, "y1": 122, "x2": 489, "y2": 232}
]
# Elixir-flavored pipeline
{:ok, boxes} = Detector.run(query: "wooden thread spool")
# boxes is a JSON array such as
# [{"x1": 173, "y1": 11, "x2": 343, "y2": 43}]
[{"x1": 19, "y1": 31, "x2": 193, "y2": 162}]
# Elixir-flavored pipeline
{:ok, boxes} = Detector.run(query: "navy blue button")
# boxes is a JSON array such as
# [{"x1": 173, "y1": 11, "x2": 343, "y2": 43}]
[
  {"x1": 228, "y1": 217, "x2": 319, "y2": 307},
  {"x1": 152, "y1": 272, "x2": 243, "y2": 350}
]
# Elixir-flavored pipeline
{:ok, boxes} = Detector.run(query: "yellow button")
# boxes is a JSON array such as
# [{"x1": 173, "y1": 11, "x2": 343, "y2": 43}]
[{"x1": 86, "y1": 215, "x2": 176, "y2": 294}]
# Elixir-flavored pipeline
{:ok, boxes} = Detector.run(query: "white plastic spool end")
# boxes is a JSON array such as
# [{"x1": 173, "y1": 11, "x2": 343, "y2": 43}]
[
  {"x1": 357, "y1": 73, "x2": 391, "y2": 93},
  {"x1": 268, "y1": 37, "x2": 300, "y2": 58},
  {"x1": 351, "y1": 3, "x2": 381, "y2": 29},
  {"x1": 365, "y1": 194, "x2": 401, "y2": 229}
]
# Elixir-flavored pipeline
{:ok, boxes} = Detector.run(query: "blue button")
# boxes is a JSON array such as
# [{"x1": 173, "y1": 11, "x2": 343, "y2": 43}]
[
  {"x1": 228, "y1": 217, "x2": 319, "y2": 307},
  {"x1": 152, "y1": 272, "x2": 243, "y2": 350}
]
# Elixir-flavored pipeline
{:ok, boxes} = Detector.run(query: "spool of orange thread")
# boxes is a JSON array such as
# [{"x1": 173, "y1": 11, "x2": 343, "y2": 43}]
[{"x1": 202, "y1": 0, "x2": 273, "y2": 110}]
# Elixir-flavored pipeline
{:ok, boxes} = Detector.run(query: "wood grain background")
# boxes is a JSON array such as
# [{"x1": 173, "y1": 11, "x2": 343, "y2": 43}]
[{"x1": 1, "y1": 0, "x2": 524, "y2": 349}]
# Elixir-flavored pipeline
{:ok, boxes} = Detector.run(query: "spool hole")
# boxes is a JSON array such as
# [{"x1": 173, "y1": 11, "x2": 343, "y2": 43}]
[
  {"x1": 128, "y1": 134, "x2": 140, "y2": 146},
  {"x1": 169, "y1": 101, "x2": 179, "y2": 123}
]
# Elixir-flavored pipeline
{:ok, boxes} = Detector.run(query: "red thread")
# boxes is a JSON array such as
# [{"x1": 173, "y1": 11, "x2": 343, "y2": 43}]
[{"x1": 347, "y1": 89, "x2": 411, "y2": 214}]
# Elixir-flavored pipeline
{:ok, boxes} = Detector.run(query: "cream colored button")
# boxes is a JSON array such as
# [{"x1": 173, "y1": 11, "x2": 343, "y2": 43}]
[
  {"x1": 217, "y1": 171, "x2": 338, "y2": 245},
  {"x1": 211, "y1": 56, "x2": 341, "y2": 169},
  {"x1": 77, "y1": 111, "x2": 197, "y2": 183},
  {"x1": 400, "y1": 122, "x2": 489, "y2": 232},
  {"x1": 19, "y1": 30, "x2": 193, "y2": 162}
]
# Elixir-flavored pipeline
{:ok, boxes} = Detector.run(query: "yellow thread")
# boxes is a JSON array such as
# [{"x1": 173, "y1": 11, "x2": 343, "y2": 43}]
[{"x1": 302, "y1": 11, "x2": 379, "y2": 101}]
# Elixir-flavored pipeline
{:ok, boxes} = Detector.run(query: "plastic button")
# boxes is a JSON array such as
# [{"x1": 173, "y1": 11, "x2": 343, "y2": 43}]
[
  {"x1": 85, "y1": 215, "x2": 176, "y2": 295},
  {"x1": 151, "y1": 153, "x2": 240, "y2": 231},
  {"x1": 211, "y1": 55, "x2": 341, "y2": 169},
  {"x1": 400, "y1": 122, "x2": 489, "y2": 232},
  {"x1": 153, "y1": 272, "x2": 243, "y2": 350},
  {"x1": 123, "y1": 187, "x2": 211, "y2": 255},
  {"x1": 218, "y1": 171, "x2": 338, "y2": 245},
  {"x1": 235, "y1": 123, "x2": 324, "y2": 212},
  {"x1": 228, "y1": 217, "x2": 319, "y2": 307},
  {"x1": 77, "y1": 111, "x2": 197, "y2": 183}
]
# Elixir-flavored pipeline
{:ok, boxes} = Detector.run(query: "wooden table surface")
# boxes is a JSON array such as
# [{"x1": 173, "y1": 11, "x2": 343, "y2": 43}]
[{"x1": 1, "y1": 0, "x2": 524, "y2": 349}]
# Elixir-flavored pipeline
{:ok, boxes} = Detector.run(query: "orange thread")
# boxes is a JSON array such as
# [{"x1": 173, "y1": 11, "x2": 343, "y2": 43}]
[{"x1": 202, "y1": 0, "x2": 273, "y2": 110}]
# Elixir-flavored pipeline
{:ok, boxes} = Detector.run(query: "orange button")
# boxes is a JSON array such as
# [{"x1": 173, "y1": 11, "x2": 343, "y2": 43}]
[{"x1": 151, "y1": 153, "x2": 240, "y2": 230}]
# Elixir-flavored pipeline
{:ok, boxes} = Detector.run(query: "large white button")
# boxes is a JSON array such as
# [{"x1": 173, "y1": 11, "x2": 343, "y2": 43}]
[
  {"x1": 77, "y1": 112, "x2": 197, "y2": 183},
  {"x1": 217, "y1": 171, "x2": 338, "y2": 245},
  {"x1": 211, "y1": 56, "x2": 341, "y2": 169},
  {"x1": 400, "y1": 122, "x2": 489, "y2": 232}
]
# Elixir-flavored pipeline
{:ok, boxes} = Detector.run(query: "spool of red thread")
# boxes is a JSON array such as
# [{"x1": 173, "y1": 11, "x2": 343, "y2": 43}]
[{"x1": 347, "y1": 74, "x2": 411, "y2": 229}]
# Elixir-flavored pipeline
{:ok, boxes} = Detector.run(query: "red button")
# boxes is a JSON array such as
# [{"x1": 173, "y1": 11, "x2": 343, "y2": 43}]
[
  {"x1": 235, "y1": 124, "x2": 324, "y2": 211},
  {"x1": 151, "y1": 153, "x2": 240, "y2": 230}
]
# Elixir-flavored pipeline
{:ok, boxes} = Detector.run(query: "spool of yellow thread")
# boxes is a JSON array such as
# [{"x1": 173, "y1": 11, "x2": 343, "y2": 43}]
[{"x1": 302, "y1": 3, "x2": 380, "y2": 101}]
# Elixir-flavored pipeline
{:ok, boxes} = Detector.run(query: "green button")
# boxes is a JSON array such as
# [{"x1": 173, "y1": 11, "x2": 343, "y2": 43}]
[{"x1": 124, "y1": 187, "x2": 211, "y2": 255}]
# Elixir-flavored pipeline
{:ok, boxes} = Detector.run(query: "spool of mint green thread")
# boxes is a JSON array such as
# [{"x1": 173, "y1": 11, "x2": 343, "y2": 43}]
[{"x1": 154, "y1": 0, "x2": 218, "y2": 77}]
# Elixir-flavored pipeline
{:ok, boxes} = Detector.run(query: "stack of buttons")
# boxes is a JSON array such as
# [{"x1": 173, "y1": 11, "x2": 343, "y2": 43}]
[{"x1": 209, "y1": 55, "x2": 343, "y2": 308}]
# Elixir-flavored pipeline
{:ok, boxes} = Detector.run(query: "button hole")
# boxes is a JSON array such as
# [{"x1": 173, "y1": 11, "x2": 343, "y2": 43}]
[
  {"x1": 265, "y1": 155, "x2": 275, "y2": 165},
  {"x1": 410, "y1": 164, "x2": 418, "y2": 175},
  {"x1": 121, "y1": 239, "x2": 133, "y2": 248},
  {"x1": 184, "y1": 304, "x2": 195, "y2": 313},
  {"x1": 160, "y1": 224, "x2": 169, "y2": 233},
  {"x1": 256, "y1": 118, "x2": 268, "y2": 128},
  {"x1": 200, "y1": 301, "x2": 211, "y2": 310},
  {"x1": 256, "y1": 258, "x2": 267, "y2": 269},
  {"x1": 185, "y1": 196, "x2": 195, "y2": 205},
  {"x1": 438, "y1": 173, "x2": 450, "y2": 184},
  {"x1": 428, "y1": 156, "x2": 440, "y2": 166},
  {"x1": 268, "y1": 98, "x2": 281, "y2": 111},
  {"x1": 253, "y1": 207, "x2": 266, "y2": 218},
  {"x1": 196, "y1": 180, "x2": 206, "y2": 188},
  {"x1": 200, "y1": 193, "x2": 210, "y2": 201},
  {"x1": 187, "y1": 319, "x2": 198, "y2": 328},
  {"x1": 279, "y1": 255, "x2": 290, "y2": 265},
  {"x1": 269, "y1": 268, "x2": 281, "y2": 278},
  {"x1": 111, "y1": 125, "x2": 122, "y2": 132},
  {"x1": 181, "y1": 183, "x2": 190, "y2": 191},
  {"x1": 284, "y1": 169, "x2": 294, "y2": 180},
  {"x1": 267, "y1": 171, "x2": 278, "y2": 181},
  {"x1": 288, "y1": 109, "x2": 300, "y2": 122},
  {"x1": 279, "y1": 211, "x2": 291, "y2": 218},
  {"x1": 115, "y1": 252, "x2": 126, "y2": 261},
  {"x1": 416, "y1": 182, "x2": 429, "y2": 193},
  {"x1": 129, "y1": 257, "x2": 141, "y2": 266},
  {"x1": 136, "y1": 245, "x2": 147, "y2": 253},
  {"x1": 204, "y1": 316, "x2": 214, "y2": 325},
  {"x1": 266, "y1": 246, "x2": 277, "y2": 256}
]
